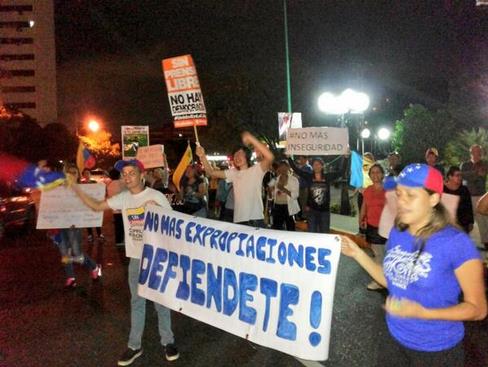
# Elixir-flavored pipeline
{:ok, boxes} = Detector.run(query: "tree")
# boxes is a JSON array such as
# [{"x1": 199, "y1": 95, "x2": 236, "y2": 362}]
[
  {"x1": 444, "y1": 128, "x2": 488, "y2": 167},
  {"x1": 392, "y1": 104, "x2": 457, "y2": 165},
  {"x1": 79, "y1": 130, "x2": 120, "y2": 169}
]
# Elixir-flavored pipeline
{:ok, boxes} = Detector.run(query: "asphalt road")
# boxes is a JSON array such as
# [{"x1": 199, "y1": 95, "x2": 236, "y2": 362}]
[{"x1": 1, "y1": 214, "x2": 487, "y2": 367}]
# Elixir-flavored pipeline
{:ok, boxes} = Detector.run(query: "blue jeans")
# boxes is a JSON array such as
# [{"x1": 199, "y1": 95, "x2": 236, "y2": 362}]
[
  {"x1": 307, "y1": 209, "x2": 330, "y2": 233},
  {"x1": 128, "y1": 258, "x2": 174, "y2": 349},
  {"x1": 58, "y1": 228, "x2": 96, "y2": 278}
]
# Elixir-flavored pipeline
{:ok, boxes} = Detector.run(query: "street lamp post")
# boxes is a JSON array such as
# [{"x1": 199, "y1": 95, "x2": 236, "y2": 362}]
[{"x1": 318, "y1": 89, "x2": 370, "y2": 215}]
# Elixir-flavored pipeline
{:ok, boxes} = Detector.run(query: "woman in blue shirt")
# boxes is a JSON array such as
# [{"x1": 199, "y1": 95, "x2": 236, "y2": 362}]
[{"x1": 341, "y1": 163, "x2": 487, "y2": 366}]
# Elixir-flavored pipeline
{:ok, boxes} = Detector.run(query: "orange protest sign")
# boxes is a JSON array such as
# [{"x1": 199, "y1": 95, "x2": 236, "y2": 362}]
[{"x1": 162, "y1": 55, "x2": 207, "y2": 128}]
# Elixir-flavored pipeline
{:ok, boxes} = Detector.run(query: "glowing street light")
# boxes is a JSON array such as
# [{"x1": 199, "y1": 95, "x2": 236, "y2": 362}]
[
  {"x1": 87, "y1": 119, "x2": 100, "y2": 133},
  {"x1": 360, "y1": 128, "x2": 371, "y2": 139},
  {"x1": 378, "y1": 127, "x2": 391, "y2": 141},
  {"x1": 317, "y1": 89, "x2": 370, "y2": 115}
]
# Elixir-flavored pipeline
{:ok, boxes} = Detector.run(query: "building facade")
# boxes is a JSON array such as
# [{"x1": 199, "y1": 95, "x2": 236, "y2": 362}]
[{"x1": 0, "y1": 0, "x2": 57, "y2": 125}]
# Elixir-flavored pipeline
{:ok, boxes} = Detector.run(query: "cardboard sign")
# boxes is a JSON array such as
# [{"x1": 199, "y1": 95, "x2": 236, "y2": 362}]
[
  {"x1": 285, "y1": 127, "x2": 348, "y2": 156},
  {"x1": 136, "y1": 144, "x2": 165, "y2": 169},
  {"x1": 162, "y1": 55, "x2": 207, "y2": 128},
  {"x1": 36, "y1": 184, "x2": 105, "y2": 229},
  {"x1": 278, "y1": 112, "x2": 302, "y2": 142},
  {"x1": 121, "y1": 125, "x2": 149, "y2": 159},
  {"x1": 139, "y1": 207, "x2": 341, "y2": 361}
]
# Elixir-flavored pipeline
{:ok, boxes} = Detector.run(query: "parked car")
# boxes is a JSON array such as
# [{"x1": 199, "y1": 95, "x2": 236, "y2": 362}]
[
  {"x1": 0, "y1": 182, "x2": 36, "y2": 241},
  {"x1": 88, "y1": 168, "x2": 110, "y2": 185}
]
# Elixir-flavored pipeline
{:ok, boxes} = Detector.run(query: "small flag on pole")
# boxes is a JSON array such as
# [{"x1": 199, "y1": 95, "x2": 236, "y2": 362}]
[
  {"x1": 172, "y1": 143, "x2": 193, "y2": 192},
  {"x1": 76, "y1": 141, "x2": 96, "y2": 174},
  {"x1": 349, "y1": 151, "x2": 375, "y2": 188}
]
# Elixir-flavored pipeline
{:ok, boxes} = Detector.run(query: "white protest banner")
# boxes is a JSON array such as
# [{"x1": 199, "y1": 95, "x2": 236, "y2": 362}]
[
  {"x1": 136, "y1": 144, "x2": 165, "y2": 169},
  {"x1": 162, "y1": 55, "x2": 207, "y2": 128},
  {"x1": 278, "y1": 112, "x2": 302, "y2": 142},
  {"x1": 138, "y1": 207, "x2": 341, "y2": 361},
  {"x1": 286, "y1": 127, "x2": 348, "y2": 156},
  {"x1": 36, "y1": 184, "x2": 105, "y2": 229},
  {"x1": 121, "y1": 125, "x2": 150, "y2": 159}
]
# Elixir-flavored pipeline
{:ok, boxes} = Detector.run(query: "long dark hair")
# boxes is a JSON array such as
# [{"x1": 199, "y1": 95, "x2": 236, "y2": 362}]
[{"x1": 311, "y1": 158, "x2": 325, "y2": 180}]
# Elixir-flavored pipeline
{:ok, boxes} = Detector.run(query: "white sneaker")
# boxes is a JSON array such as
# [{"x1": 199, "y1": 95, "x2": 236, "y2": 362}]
[{"x1": 367, "y1": 281, "x2": 384, "y2": 291}]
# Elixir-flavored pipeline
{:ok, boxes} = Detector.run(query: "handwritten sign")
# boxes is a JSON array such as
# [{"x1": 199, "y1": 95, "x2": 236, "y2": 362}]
[
  {"x1": 139, "y1": 207, "x2": 341, "y2": 361},
  {"x1": 286, "y1": 127, "x2": 348, "y2": 156},
  {"x1": 162, "y1": 54, "x2": 207, "y2": 128},
  {"x1": 36, "y1": 184, "x2": 105, "y2": 229},
  {"x1": 136, "y1": 144, "x2": 165, "y2": 169}
]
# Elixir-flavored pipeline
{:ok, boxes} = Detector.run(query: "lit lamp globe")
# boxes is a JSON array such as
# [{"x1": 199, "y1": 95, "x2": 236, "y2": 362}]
[
  {"x1": 378, "y1": 127, "x2": 391, "y2": 140},
  {"x1": 340, "y1": 89, "x2": 370, "y2": 114},
  {"x1": 88, "y1": 119, "x2": 100, "y2": 133},
  {"x1": 360, "y1": 128, "x2": 371, "y2": 139},
  {"x1": 317, "y1": 92, "x2": 337, "y2": 114}
]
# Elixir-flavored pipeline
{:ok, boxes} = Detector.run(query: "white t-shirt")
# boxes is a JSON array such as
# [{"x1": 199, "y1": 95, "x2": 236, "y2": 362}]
[
  {"x1": 225, "y1": 164, "x2": 265, "y2": 223},
  {"x1": 107, "y1": 187, "x2": 171, "y2": 258}
]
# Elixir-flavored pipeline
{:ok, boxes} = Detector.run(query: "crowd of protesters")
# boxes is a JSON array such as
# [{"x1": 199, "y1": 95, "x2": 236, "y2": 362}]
[{"x1": 32, "y1": 132, "x2": 488, "y2": 367}]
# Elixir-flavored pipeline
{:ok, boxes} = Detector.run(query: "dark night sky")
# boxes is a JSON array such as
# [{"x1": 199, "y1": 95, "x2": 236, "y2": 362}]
[{"x1": 54, "y1": 1, "x2": 487, "y2": 139}]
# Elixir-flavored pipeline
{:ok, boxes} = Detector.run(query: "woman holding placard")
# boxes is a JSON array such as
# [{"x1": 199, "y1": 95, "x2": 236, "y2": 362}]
[
  {"x1": 59, "y1": 164, "x2": 102, "y2": 288},
  {"x1": 342, "y1": 163, "x2": 486, "y2": 366}
]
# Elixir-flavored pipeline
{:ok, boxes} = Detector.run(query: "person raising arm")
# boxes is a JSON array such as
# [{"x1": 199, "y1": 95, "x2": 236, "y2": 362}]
[
  {"x1": 196, "y1": 131, "x2": 274, "y2": 178},
  {"x1": 196, "y1": 131, "x2": 274, "y2": 226}
]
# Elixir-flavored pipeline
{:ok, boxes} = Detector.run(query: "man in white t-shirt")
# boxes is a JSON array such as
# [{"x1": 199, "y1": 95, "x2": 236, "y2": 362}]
[
  {"x1": 196, "y1": 131, "x2": 274, "y2": 226},
  {"x1": 69, "y1": 159, "x2": 179, "y2": 366}
]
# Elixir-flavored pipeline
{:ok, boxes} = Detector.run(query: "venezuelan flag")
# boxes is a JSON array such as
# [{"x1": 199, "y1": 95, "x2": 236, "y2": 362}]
[
  {"x1": 0, "y1": 153, "x2": 65, "y2": 191},
  {"x1": 172, "y1": 144, "x2": 193, "y2": 192},
  {"x1": 350, "y1": 151, "x2": 375, "y2": 188},
  {"x1": 76, "y1": 141, "x2": 96, "y2": 174}
]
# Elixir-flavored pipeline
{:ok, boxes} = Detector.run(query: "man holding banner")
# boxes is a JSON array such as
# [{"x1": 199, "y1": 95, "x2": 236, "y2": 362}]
[
  {"x1": 196, "y1": 131, "x2": 274, "y2": 226},
  {"x1": 68, "y1": 159, "x2": 179, "y2": 366}
]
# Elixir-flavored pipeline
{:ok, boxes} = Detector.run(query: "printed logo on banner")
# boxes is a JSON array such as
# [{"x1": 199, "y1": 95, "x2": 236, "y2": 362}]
[
  {"x1": 162, "y1": 55, "x2": 207, "y2": 128},
  {"x1": 138, "y1": 207, "x2": 341, "y2": 361},
  {"x1": 127, "y1": 206, "x2": 145, "y2": 244}
]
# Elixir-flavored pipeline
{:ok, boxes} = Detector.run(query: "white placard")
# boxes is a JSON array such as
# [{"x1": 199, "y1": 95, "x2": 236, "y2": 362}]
[
  {"x1": 136, "y1": 144, "x2": 165, "y2": 169},
  {"x1": 36, "y1": 184, "x2": 106, "y2": 229},
  {"x1": 285, "y1": 127, "x2": 348, "y2": 156},
  {"x1": 139, "y1": 207, "x2": 341, "y2": 361}
]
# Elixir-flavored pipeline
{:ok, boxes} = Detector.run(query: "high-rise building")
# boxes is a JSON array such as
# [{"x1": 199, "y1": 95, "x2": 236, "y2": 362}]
[{"x1": 0, "y1": 0, "x2": 57, "y2": 125}]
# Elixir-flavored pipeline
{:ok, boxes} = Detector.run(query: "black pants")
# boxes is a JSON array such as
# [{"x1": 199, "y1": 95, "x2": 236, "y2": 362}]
[
  {"x1": 113, "y1": 212, "x2": 124, "y2": 244},
  {"x1": 272, "y1": 204, "x2": 295, "y2": 231},
  {"x1": 377, "y1": 337, "x2": 464, "y2": 367},
  {"x1": 87, "y1": 227, "x2": 101, "y2": 236}
]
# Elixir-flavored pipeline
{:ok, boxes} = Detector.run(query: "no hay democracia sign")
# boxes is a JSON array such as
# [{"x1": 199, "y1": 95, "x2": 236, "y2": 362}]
[
  {"x1": 162, "y1": 55, "x2": 207, "y2": 128},
  {"x1": 138, "y1": 207, "x2": 341, "y2": 361}
]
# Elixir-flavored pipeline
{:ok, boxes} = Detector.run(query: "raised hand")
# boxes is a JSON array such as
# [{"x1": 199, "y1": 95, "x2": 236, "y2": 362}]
[
  {"x1": 241, "y1": 131, "x2": 253, "y2": 146},
  {"x1": 340, "y1": 235, "x2": 363, "y2": 258},
  {"x1": 195, "y1": 144, "x2": 206, "y2": 158}
]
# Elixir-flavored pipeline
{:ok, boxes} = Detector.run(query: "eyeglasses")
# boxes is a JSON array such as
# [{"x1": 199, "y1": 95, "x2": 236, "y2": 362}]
[{"x1": 122, "y1": 171, "x2": 138, "y2": 178}]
